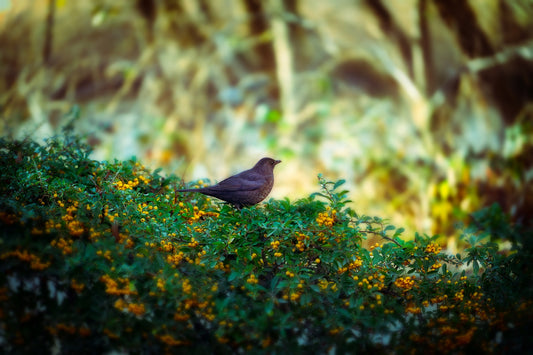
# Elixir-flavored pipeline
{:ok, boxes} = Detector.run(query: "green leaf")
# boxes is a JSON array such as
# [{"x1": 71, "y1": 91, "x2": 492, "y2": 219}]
[
  {"x1": 473, "y1": 260, "x2": 480, "y2": 275},
  {"x1": 228, "y1": 271, "x2": 240, "y2": 281},
  {"x1": 310, "y1": 192, "x2": 328, "y2": 199},
  {"x1": 333, "y1": 179, "x2": 346, "y2": 190},
  {"x1": 310, "y1": 284, "x2": 321, "y2": 293},
  {"x1": 394, "y1": 227, "x2": 405, "y2": 236}
]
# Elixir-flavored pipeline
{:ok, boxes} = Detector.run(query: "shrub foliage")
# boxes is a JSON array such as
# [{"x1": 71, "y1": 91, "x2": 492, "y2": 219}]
[{"x1": 0, "y1": 133, "x2": 531, "y2": 354}]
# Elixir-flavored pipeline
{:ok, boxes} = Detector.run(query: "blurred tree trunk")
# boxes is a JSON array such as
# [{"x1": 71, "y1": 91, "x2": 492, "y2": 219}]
[
  {"x1": 242, "y1": 0, "x2": 276, "y2": 71},
  {"x1": 433, "y1": 0, "x2": 494, "y2": 57},
  {"x1": 499, "y1": 0, "x2": 531, "y2": 44},
  {"x1": 43, "y1": 0, "x2": 55, "y2": 63},
  {"x1": 136, "y1": 0, "x2": 156, "y2": 44},
  {"x1": 163, "y1": 0, "x2": 206, "y2": 46},
  {"x1": 197, "y1": 0, "x2": 214, "y2": 23},
  {"x1": 418, "y1": 0, "x2": 434, "y2": 95},
  {"x1": 283, "y1": 0, "x2": 316, "y2": 69},
  {"x1": 269, "y1": 0, "x2": 298, "y2": 147},
  {"x1": 364, "y1": 0, "x2": 414, "y2": 79},
  {"x1": 433, "y1": 0, "x2": 533, "y2": 123}
]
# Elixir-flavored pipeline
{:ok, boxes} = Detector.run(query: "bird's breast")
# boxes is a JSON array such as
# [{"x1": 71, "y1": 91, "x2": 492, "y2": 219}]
[{"x1": 256, "y1": 178, "x2": 274, "y2": 200}]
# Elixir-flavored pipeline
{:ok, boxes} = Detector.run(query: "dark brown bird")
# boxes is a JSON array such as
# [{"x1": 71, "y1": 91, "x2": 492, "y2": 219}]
[{"x1": 177, "y1": 157, "x2": 281, "y2": 208}]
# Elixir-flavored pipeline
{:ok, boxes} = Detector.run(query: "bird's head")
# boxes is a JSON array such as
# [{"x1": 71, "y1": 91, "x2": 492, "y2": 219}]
[{"x1": 254, "y1": 157, "x2": 281, "y2": 172}]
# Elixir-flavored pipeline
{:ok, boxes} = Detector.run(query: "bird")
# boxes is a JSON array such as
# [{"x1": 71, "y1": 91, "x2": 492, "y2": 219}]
[{"x1": 176, "y1": 157, "x2": 281, "y2": 208}]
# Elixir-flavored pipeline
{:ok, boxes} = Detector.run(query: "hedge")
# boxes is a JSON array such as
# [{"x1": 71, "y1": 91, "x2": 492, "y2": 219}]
[{"x1": 0, "y1": 133, "x2": 531, "y2": 354}]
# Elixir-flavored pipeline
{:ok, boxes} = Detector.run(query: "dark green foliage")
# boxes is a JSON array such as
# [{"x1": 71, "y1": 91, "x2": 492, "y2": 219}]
[{"x1": 0, "y1": 134, "x2": 531, "y2": 354}]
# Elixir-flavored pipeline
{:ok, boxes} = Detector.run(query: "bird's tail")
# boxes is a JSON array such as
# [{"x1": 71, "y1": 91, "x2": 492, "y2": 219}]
[{"x1": 176, "y1": 188, "x2": 199, "y2": 192}]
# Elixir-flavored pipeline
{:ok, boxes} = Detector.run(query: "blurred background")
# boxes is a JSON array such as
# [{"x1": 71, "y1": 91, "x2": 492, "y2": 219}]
[{"x1": 1, "y1": 0, "x2": 532, "y2": 249}]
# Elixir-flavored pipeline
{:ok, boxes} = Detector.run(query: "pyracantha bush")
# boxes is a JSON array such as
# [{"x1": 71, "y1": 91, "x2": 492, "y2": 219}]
[{"x1": 0, "y1": 133, "x2": 531, "y2": 354}]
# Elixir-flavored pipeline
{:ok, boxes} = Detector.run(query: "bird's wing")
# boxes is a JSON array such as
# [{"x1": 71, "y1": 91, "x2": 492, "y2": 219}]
[{"x1": 212, "y1": 170, "x2": 266, "y2": 191}]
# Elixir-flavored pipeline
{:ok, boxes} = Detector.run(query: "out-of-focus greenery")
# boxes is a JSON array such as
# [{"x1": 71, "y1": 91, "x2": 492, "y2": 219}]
[
  {"x1": 1, "y1": 132, "x2": 532, "y2": 353},
  {"x1": 1, "y1": 0, "x2": 533, "y2": 243}
]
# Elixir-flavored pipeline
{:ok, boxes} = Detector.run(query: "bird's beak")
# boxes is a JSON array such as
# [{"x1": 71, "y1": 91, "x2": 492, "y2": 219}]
[{"x1": 275, "y1": 160, "x2": 281, "y2": 165}]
